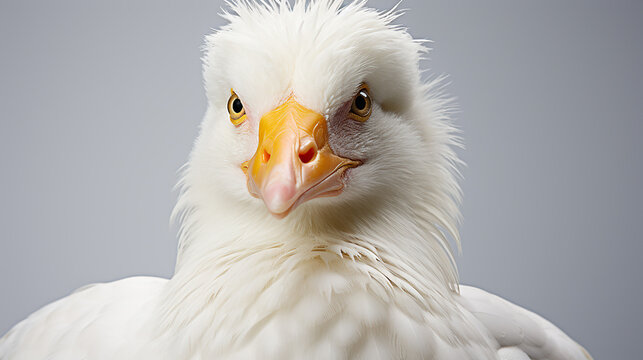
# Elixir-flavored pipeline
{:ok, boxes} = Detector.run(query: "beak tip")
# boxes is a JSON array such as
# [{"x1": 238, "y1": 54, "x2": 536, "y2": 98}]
[{"x1": 262, "y1": 181, "x2": 296, "y2": 216}]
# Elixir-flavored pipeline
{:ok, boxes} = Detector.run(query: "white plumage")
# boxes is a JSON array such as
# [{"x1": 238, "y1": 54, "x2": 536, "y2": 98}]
[{"x1": 0, "y1": 1, "x2": 591, "y2": 359}]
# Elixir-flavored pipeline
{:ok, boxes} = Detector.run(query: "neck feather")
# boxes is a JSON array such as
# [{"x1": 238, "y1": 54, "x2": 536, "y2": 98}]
[{"x1": 159, "y1": 173, "x2": 461, "y2": 341}]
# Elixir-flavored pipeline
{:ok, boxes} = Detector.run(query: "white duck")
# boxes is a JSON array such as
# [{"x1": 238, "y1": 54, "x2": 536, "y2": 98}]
[{"x1": 0, "y1": 1, "x2": 592, "y2": 359}]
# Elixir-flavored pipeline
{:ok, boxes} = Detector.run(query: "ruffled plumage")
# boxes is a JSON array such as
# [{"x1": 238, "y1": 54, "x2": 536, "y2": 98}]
[{"x1": 1, "y1": 1, "x2": 590, "y2": 359}]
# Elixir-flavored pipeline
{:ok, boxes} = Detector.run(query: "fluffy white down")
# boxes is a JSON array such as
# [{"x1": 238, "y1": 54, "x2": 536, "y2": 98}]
[{"x1": 0, "y1": 1, "x2": 591, "y2": 359}]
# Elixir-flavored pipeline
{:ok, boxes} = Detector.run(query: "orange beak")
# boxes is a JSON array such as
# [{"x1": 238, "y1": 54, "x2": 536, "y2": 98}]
[{"x1": 241, "y1": 97, "x2": 360, "y2": 218}]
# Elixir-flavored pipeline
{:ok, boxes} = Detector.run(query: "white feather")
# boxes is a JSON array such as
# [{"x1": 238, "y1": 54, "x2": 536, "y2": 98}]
[{"x1": 457, "y1": 286, "x2": 592, "y2": 360}]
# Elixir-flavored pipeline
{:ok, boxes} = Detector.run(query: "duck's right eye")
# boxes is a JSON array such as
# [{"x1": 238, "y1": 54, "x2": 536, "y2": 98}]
[{"x1": 227, "y1": 91, "x2": 246, "y2": 126}]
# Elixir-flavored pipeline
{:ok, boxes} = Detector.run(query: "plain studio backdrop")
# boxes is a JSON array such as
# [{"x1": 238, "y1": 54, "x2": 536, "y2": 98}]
[{"x1": 1, "y1": 1, "x2": 641, "y2": 358}]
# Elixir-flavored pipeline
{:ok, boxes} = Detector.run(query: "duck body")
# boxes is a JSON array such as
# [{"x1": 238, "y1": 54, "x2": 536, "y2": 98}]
[
  {"x1": 1, "y1": 1, "x2": 591, "y2": 359},
  {"x1": 1, "y1": 228, "x2": 588, "y2": 360}
]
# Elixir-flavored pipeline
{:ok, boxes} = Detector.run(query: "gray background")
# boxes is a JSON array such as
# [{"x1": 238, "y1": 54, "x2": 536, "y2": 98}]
[{"x1": 1, "y1": 1, "x2": 641, "y2": 358}]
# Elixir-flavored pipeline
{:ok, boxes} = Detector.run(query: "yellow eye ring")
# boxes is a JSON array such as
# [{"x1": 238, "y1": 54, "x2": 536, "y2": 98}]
[
  {"x1": 228, "y1": 90, "x2": 246, "y2": 126},
  {"x1": 348, "y1": 84, "x2": 372, "y2": 122}
]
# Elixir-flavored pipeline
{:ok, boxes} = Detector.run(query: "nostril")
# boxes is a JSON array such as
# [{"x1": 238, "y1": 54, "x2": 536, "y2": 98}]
[
  {"x1": 298, "y1": 146, "x2": 316, "y2": 164},
  {"x1": 262, "y1": 148, "x2": 271, "y2": 163}
]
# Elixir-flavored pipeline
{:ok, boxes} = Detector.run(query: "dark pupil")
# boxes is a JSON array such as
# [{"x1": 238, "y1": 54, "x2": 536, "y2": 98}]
[
  {"x1": 354, "y1": 95, "x2": 366, "y2": 111},
  {"x1": 232, "y1": 98, "x2": 243, "y2": 113}
]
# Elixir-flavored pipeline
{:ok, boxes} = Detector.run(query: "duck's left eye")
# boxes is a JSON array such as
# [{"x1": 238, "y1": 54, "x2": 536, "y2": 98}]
[
  {"x1": 348, "y1": 85, "x2": 372, "y2": 122},
  {"x1": 228, "y1": 91, "x2": 246, "y2": 125}
]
